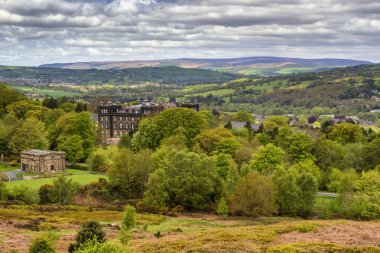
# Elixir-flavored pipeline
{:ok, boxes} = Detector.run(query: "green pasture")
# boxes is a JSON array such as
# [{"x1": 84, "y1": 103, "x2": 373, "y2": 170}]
[
  {"x1": 14, "y1": 86, "x2": 81, "y2": 97},
  {"x1": 5, "y1": 173, "x2": 106, "y2": 190}
]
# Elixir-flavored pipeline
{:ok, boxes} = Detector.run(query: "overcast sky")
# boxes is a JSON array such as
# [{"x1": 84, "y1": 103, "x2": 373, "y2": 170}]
[{"x1": 0, "y1": 0, "x2": 379, "y2": 66}]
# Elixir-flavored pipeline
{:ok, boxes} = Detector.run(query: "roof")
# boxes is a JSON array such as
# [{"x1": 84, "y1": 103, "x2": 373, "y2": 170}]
[
  {"x1": 230, "y1": 121, "x2": 246, "y2": 130},
  {"x1": 21, "y1": 149, "x2": 65, "y2": 156}
]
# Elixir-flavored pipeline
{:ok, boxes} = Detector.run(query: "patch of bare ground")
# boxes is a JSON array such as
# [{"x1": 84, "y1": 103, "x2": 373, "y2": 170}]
[
  {"x1": 274, "y1": 220, "x2": 380, "y2": 247},
  {"x1": 0, "y1": 222, "x2": 32, "y2": 253}
]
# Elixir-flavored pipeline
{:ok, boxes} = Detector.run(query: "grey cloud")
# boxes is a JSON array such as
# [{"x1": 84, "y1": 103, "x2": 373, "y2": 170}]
[{"x1": 0, "y1": 0, "x2": 379, "y2": 65}]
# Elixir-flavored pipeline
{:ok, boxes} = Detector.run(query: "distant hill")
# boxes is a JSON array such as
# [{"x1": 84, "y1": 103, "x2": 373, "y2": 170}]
[
  {"x1": 40, "y1": 57, "x2": 373, "y2": 75},
  {"x1": 0, "y1": 66, "x2": 241, "y2": 86}
]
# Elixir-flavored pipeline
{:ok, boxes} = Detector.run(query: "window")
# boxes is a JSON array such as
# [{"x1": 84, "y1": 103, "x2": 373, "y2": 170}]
[
  {"x1": 120, "y1": 123, "x2": 123, "y2": 129},
  {"x1": 131, "y1": 123, "x2": 135, "y2": 130},
  {"x1": 126, "y1": 124, "x2": 129, "y2": 129}
]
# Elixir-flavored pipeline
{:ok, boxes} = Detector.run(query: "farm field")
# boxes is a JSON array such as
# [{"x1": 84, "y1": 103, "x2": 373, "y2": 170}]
[
  {"x1": 14, "y1": 86, "x2": 81, "y2": 97},
  {"x1": 0, "y1": 205, "x2": 379, "y2": 253},
  {"x1": 4, "y1": 173, "x2": 106, "y2": 190}
]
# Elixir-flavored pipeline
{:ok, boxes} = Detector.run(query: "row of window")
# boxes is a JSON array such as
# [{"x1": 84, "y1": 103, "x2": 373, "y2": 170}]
[
  {"x1": 101, "y1": 130, "x2": 127, "y2": 138},
  {"x1": 99, "y1": 116, "x2": 141, "y2": 121},
  {"x1": 100, "y1": 123, "x2": 135, "y2": 130}
]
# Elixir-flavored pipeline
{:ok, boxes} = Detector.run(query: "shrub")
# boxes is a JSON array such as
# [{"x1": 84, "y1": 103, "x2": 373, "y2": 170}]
[
  {"x1": 73, "y1": 238, "x2": 126, "y2": 253},
  {"x1": 29, "y1": 238, "x2": 55, "y2": 253},
  {"x1": 39, "y1": 184, "x2": 53, "y2": 204},
  {"x1": 11, "y1": 185, "x2": 39, "y2": 204},
  {"x1": 216, "y1": 198, "x2": 229, "y2": 217},
  {"x1": 231, "y1": 172, "x2": 277, "y2": 217},
  {"x1": 121, "y1": 205, "x2": 136, "y2": 230},
  {"x1": 49, "y1": 175, "x2": 80, "y2": 205},
  {"x1": 69, "y1": 221, "x2": 106, "y2": 253},
  {"x1": 0, "y1": 181, "x2": 8, "y2": 201}
]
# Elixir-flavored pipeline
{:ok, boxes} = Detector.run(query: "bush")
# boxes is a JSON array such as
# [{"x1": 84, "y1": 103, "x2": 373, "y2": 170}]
[
  {"x1": 29, "y1": 238, "x2": 55, "y2": 253},
  {"x1": 0, "y1": 181, "x2": 8, "y2": 201},
  {"x1": 69, "y1": 221, "x2": 106, "y2": 253},
  {"x1": 49, "y1": 175, "x2": 80, "y2": 205},
  {"x1": 73, "y1": 238, "x2": 127, "y2": 253},
  {"x1": 11, "y1": 185, "x2": 39, "y2": 204},
  {"x1": 216, "y1": 198, "x2": 229, "y2": 217},
  {"x1": 122, "y1": 205, "x2": 136, "y2": 230},
  {"x1": 39, "y1": 184, "x2": 53, "y2": 204},
  {"x1": 231, "y1": 172, "x2": 277, "y2": 217}
]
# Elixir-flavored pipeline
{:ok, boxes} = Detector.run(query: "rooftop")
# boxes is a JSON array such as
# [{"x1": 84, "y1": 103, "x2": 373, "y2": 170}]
[{"x1": 21, "y1": 149, "x2": 65, "y2": 156}]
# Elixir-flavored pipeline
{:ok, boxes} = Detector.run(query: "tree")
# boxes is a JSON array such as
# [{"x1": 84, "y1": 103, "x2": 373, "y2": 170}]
[
  {"x1": 314, "y1": 138, "x2": 346, "y2": 172},
  {"x1": 52, "y1": 112, "x2": 96, "y2": 160},
  {"x1": 297, "y1": 172, "x2": 318, "y2": 217},
  {"x1": 107, "y1": 149, "x2": 153, "y2": 199},
  {"x1": 57, "y1": 135, "x2": 84, "y2": 163},
  {"x1": 273, "y1": 166, "x2": 318, "y2": 217},
  {"x1": 29, "y1": 238, "x2": 56, "y2": 253},
  {"x1": 0, "y1": 83, "x2": 26, "y2": 117},
  {"x1": 214, "y1": 153, "x2": 239, "y2": 194},
  {"x1": 289, "y1": 159, "x2": 321, "y2": 186},
  {"x1": 250, "y1": 144, "x2": 285, "y2": 175},
  {"x1": 8, "y1": 117, "x2": 48, "y2": 157},
  {"x1": 195, "y1": 127, "x2": 235, "y2": 155},
  {"x1": 144, "y1": 150, "x2": 221, "y2": 210},
  {"x1": 272, "y1": 167, "x2": 300, "y2": 216},
  {"x1": 69, "y1": 221, "x2": 106, "y2": 253},
  {"x1": 133, "y1": 108, "x2": 207, "y2": 150},
  {"x1": 118, "y1": 134, "x2": 132, "y2": 149},
  {"x1": 235, "y1": 110, "x2": 253, "y2": 123},
  {"x1": 276, "y1": 128, "x2": 315, "y2": 162},
  {"x1": 49, "y1": 175, "x2": 79, "y2": 205},
  {"x1": 263, "y1": 115, "x2": 288, "y2": 137},
  {"x1": 217, "y1": 198, "x2": 229, "y2": 217},
  {"x1": 327, "y1": 123, "x2": 363, "y2": 144},
  {"x1": 6, "y1": 100, "x2": 47, "y2": 120},
  {"x1": 363, "y1": 137, "x2": 380, "y2": 170},
  {"x1": 350, "y1": 170, "x2": 380, "y2": 220},
  {"x1": 153, "y1": 108, "x2": 208, "y2": 144},
  {"x1": 121, "y1": 205, "x2": 136, "y2": 230},
  {"x1": 231, "y1": 172, "x2": 277, "y2": 217},
  {"x1": 131, "y1": 119, "x2": 161, "y2": 151}
]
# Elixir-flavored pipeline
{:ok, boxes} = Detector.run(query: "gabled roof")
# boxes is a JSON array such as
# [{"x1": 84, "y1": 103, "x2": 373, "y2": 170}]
[{"x1": 21, "y1": 149, "x2": 65, "y2": 156}]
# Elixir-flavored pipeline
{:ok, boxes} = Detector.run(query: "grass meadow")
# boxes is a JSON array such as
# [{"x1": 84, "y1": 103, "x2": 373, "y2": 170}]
[
  {"x1": 4, "y1": 173, "x2": 106, "y2": 190},
  {"x1": 14, "y1": 86, "x2": 81, "y2": 97}
]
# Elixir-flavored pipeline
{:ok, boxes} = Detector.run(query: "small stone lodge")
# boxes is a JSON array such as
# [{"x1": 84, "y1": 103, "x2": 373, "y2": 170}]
[{"x1": 20, "y1": 150, "x2": 66, "y2": 174}]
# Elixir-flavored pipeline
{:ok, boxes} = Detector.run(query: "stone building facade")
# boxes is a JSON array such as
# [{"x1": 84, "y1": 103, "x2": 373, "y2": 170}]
[
  {"x1": 20, "y1": 150, "x2": 66, "y2": 174},
  {"x1": 98, "y1": 100, "x2": 199, "y2": 141}
]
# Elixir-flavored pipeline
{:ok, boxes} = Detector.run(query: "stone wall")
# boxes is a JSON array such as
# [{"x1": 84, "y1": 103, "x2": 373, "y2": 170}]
[{"x1": 20, "y1": 152, "x2": 65, "y2": 174}]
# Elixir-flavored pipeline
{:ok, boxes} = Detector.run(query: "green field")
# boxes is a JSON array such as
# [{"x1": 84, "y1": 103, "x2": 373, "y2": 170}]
[
  {"x1": 14, "y1": 86, "x2": 81, "y2": 97},
  {"x1": 191, "y1": 88, "x2": 234, "y2": 97},
  {"x1": 5, "y1": 173, "x2": 106, "y2": 190},
  {"x1": 274, "y1": 67, "x2": 318, "y2": 74},
  {"x1": 0, "y1": 164, "x2": 17, "y2": 172}
]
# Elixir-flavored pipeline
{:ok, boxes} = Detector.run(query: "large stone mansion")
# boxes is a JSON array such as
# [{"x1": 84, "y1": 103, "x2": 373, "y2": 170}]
[{"x1": 98, "y1": 99, "x2": 199, "y2": 141}]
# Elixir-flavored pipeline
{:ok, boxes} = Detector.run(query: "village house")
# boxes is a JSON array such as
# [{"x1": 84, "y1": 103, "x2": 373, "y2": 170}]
[{"x1": 20, "y1": 150, "x2": 66, "y2": 174}]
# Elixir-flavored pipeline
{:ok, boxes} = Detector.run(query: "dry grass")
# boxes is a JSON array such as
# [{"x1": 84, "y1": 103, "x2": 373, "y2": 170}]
[{"x1": 0, "y1": 205, "x2": 380, "y2": 253}]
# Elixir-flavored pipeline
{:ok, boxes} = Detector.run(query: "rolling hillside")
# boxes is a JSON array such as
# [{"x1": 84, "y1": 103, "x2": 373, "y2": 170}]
[
  {"x1": 40, "y1": 56, "x2": 373, "y2": 75},
  {"x1": 0, "y1": 65, "x2": 241, "y2": 86}
]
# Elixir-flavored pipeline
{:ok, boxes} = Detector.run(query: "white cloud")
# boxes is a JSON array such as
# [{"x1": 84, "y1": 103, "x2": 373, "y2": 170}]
[{"x1": 0, "y1": 0, "x2": 379, "y2": 65}]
